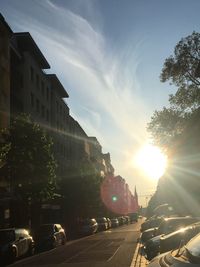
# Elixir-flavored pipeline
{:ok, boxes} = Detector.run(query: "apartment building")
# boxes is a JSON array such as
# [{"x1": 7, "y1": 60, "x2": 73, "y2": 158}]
[
  {"x1": 0, "y1": 14, "x2": 12, "y2": 131},
  {"x1": 88, "y1": 137, "x2": 105, "y2": 176},
  {"x1": 68, "y1": 116, "x2": 90, "y2": 167},
  {"x1": 10, "y1": 32, "x2": 51, "y2": 127},
  {"x1": 102, "y1": 153, "x2": 114, "y2": 176},
  {"x1": 48, "y1": 73, "x2": 70, "y2": 179}
]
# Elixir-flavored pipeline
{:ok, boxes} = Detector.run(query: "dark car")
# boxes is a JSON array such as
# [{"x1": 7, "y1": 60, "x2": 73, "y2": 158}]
[
  {"x1": 144, "y1": 217, "x2": 200, "y2": 260},
  {"x1": 0, "y1": 228, "x2": 34, "y2": 263},
  {"x1": 160, "y1": 222, "x2": 200, "y2": 254},
  {"x1": 148, "y1": 233, "x2": 200, "y2": 267},
  {"x1": 124, "y1": 216, "x2": 131, "y2": 224},
  {"x1": 118, "y1": 216, "x2": 125, "y2": 226},
  {"x1": 96, "y1": 217, "x2": 108, "y2": 231},
  {"x1": 106, "y1": 218, "x2": 112, "y2": 229},
  {"x1": 141, "y1": 216, "x2": 164, "y2": 232},
  {"x1": 79, "y1": 219, "x2": 98, "y2": 235},
  {"x1": 129, "y1": 213, "x2": 138, "y2": 223},
  {"x1": 141, "y1": 227, "x2": 159, "y2": 244},
  {"x1": 35, "y1": 224, "x2": 66, "y2": 251},
  {"x1": 143, "y1": 216, "x2": 200, "y2": 244},
  {"x1": 111, "y1": 218, "x2": 119, "y2": 228}
]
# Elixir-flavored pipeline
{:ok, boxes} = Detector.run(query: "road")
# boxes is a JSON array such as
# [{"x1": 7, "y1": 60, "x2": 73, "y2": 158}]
[{"x1": 10, "y1": 221, "x2": 142, "y2": 267}]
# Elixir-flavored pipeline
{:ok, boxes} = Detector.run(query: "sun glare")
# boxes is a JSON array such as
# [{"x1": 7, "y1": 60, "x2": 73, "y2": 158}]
[{"x1": 134, "y1": 144, "x2": 167, "y2": 180}]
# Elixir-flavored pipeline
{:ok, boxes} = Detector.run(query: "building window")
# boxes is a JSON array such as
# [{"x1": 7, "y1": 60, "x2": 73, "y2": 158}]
[
  {"x1": 41, "y1": 105, "x2": 45, "y2": 117},
  {"x1": 36, "y1": 74, "x2": 39, "y2": 89},
  {"x1": 46, "y1": 109, "x2": 49, "y2": 121},
  {"x1": 41, "y1": 81, "x2": 44, "y2": 96},
  {"x1": 30, "y1": 66, "x2": 34, "y2": 82},
  {"x1": 46, "y1": 87, "x2": 49, "y2": 101},
  {"x1": 56, "y1": 101, "x2": 58, "y2": 112},
  {"x1": 20, "y1": 74, "x2": 24, "y2": 88},
  {"x1": 36, "y1": 99, "x2": 40, "y2": 113},
  {"x1": 31, "y1": 93, "x2": 34, "y2": 107}
]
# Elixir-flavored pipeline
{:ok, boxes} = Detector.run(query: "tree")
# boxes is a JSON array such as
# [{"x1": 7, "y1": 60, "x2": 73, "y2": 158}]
[
  {"x1": 147, "y1": 32, "x2": 200, "y2": 215},
  {"x1": 148, "y1": 32, "x2": 200, "y2": 149},
  {"x1": 0, "y1": 113, "x2": 57, "y2": 202}
]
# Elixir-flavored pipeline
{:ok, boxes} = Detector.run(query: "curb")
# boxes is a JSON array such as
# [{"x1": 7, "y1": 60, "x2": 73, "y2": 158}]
[{"x1": 130, "y1": 240, "x2": 148, "y2": 267}]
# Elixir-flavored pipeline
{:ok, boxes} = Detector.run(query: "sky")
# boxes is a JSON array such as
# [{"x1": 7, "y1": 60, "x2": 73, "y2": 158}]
[{"x1": 1, "y1": 0, "x2": 200, "y2": 206}]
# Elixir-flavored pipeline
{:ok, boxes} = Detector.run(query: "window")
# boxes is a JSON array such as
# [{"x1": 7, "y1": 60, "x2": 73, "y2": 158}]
[
  {"x1": 30, "y1": 66, "x2": 34, "y2": 82},
  {"x1": 41, "y1": 81, "x2": 44, "y2": 96},
  {"x1": 46, "y1": 87, "x2": 49, "y2": 101},
  {"x1": 20, "y1": 74, "x2": 23, "y2": 88},
  {"x1": 31, "y1": 93, "x2": 34, "y2": 107},
  {"x1": 36, "y1": 74, "x2": 39, "y2": 89},
  {"x1": 41, "y1": 105, "x2": 45, "y2": 117},
  {"x1": 46, "y1": 109, "x2": 49, "y2": 121},
  {"x1": 36, "y1": 99, "x2": 40, "y2": 113}
]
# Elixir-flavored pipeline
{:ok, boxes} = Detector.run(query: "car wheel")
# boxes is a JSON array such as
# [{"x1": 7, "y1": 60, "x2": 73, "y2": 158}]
[
  {"x1": 51, "y1": 237, "x2": 57, "y2": 248},
  {"x1": 28, "y1": 244, "x2": 35, "y2": 256},
  {"x1": 61, "y1": 237, "x2": 66, "y2": 245}
]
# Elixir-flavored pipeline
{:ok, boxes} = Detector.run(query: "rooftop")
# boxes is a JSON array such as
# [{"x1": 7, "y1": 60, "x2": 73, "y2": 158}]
[
  {"x1": 14, "y1": 32, "x2": 50, "y2": 69},
  {"x1": 47, "y1": 74, "x2": 69, "y2": 98}
]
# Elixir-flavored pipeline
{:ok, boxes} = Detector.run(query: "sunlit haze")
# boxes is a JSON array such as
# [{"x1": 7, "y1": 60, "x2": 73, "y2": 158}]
[
  {"x1": 1, "y1": 0, "x2": 200, "y2": 205},
  {"x1": 134, "y1": 144, "x2": 167, "y2": 181}
]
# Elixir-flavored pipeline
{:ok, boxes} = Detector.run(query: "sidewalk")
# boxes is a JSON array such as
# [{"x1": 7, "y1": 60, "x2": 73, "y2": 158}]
[{"x1": 130, "y1": 239, "x2": 149, "y2": 267}]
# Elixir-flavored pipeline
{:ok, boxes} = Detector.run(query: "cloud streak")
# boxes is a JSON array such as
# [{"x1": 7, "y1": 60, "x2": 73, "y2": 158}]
[{"x1": 2, "y1": 0, "x2": 154, "y2": 196}]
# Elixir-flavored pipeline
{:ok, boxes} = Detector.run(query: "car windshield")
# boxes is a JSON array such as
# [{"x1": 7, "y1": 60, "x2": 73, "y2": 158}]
[
  {"x1": 181, "y1": 233, "x2": 200, "y2": 263},
  {"x1": 0, "y1": 230, "x2": 15, "y2": 245}
]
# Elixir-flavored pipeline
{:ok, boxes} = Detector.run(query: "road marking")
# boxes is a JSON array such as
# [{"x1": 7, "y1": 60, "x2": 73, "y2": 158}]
[{"x1": 64, "y1": 239, "x2": 103, "y2": 263}]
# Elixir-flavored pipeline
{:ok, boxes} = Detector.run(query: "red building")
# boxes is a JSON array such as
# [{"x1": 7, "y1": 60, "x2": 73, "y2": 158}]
[{"x1": 100, "y1": 175, "x2": 139, "y2": 215}]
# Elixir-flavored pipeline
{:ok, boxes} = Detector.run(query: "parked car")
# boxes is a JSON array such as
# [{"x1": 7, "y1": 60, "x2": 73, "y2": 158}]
[
  {"x1": 129, "y1": 213, "x2": 138, "y2": 223},
  {"x1": 144, "y1": 217, "x2": 200, "y2": 260},
  {"x1": 0, "y1": 228, "x2": 35, "y2": 263},
  {"x1": 143, "y1": 216, "x2": 200, "y2": 244},
  {"x1": 34, "y1": 224, "x2": 66, "y2": 251},
  {"x1": 111, "y1": 218, "x2": 119, "y2": 228},
  {"x1": 160, "y1": 222, "x2": 200, "y2": 253},
  {"x1": 118, "y1": 216, "x2": 125, "y2": 226},
  {"x1": 124, "y1": 216, "x2": 131, "y2": 224},
  {"x1": 141, "y1": 216, "x2": 164, "y2": 232},
  {"x1": 141, "y1": 227, "x2": 159, "y2": 244},
  {"x1": 148, "y1": 232, "x2": 200, "y2": 267},
  {"x1": 79, "y1": 219, "x2": 98, "y2": 235},
  {"x1": 96, "y1": 217, "x2": 108, "y2": 231},
  {"x1": 106, "y1": 218, "x2": 112, "y2": 229}
]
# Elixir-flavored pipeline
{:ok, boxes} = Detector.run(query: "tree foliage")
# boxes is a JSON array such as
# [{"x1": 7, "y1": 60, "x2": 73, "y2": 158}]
[
  {"x1": 148, "y1": 32, "x2": 200, "y2": 149},
  {"x1": 147, "y1": 32, "x2": 200, "y2": 215},
  {"x1": 60, "y1": 161, "x2": 103, "y2": 219},
  {"x1": 161, "y1": 31, "x2": 200, "y2": 87},
  {"x1": 0, "y1": 114, "x2": 57, "y2": 201}
]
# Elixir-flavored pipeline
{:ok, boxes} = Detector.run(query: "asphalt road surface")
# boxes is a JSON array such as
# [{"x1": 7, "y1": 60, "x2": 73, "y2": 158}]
[{"x1": 9, "y1": 221, "x2": 142, "y2": 267}]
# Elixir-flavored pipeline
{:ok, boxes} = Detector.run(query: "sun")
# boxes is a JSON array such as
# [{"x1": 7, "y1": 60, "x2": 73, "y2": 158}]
[{"x1": 134, "y1": 144, "x2": 167, "y2": 180}]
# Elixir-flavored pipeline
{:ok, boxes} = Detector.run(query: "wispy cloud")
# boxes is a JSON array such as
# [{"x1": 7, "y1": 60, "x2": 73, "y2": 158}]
[{"x1": 2, "y1": 0, "x2": 153, "y2": 196}]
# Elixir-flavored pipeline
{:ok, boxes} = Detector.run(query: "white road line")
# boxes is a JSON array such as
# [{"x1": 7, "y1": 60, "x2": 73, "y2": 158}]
[{"x1": 63, "y1": 239, "x2": 102, "y2": 263}]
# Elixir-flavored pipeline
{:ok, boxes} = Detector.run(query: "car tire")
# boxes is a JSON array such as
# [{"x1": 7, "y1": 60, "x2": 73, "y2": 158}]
[{"x1": 28, "y1": 244, "x2": 35, "y2": 256}]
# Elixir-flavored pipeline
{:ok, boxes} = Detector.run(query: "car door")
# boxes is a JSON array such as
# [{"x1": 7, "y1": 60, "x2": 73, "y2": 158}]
[
  {"x1": 54, "y1": 225, "x2": 60, "y2": 246},
  {"x1": 15, "y1": 229, "x2": 25, "y2": 257}
]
